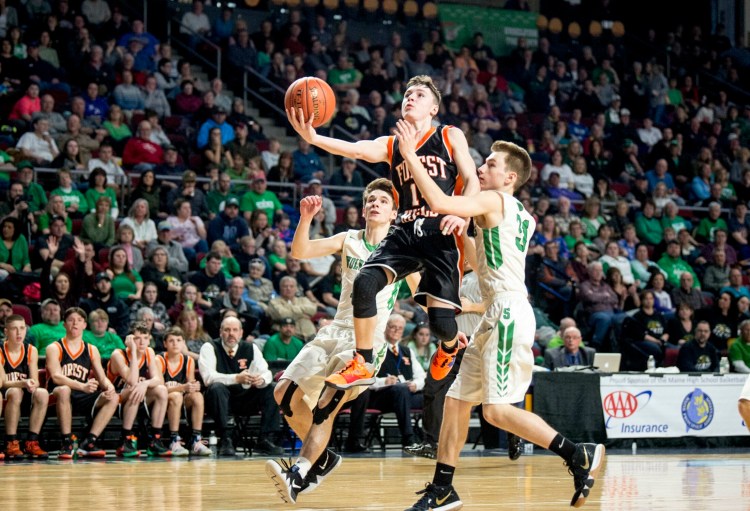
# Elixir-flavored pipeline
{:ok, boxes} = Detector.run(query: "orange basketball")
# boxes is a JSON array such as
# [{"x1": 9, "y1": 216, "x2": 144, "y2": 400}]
[{"x1": 284, "y1": 77, "x2": 337, "y2": 128}]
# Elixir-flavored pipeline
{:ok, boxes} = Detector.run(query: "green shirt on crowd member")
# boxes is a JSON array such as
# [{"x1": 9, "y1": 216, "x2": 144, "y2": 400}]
[
  {"x1": 660, "y1": 215, "x2": 692, "y2": 234},
  {"x1": 83, "y1": 329, "x2": 126, "y2": 359},
  {"x1": 50, "y1": 187, "x2": 88, "y2": 214},
  {"x1": 729, "y1": 338, "x2": 750, "y2": 370},
  {"x1": 199, "y1": 254, "x2": 240, "y2": 279},
  {"x1": 23, "y1": 180, "x2": 48, "y2": 213},
  {"x1": 102, "y1": 120, "x2": 133, "y2": 141},
  {"x1": 81, "y1": 213, "x2": 116, "y2": 246},
  {"x1": 240, "y1": 189, "x2": 283, "y2": 221},
  {"x1": 38, "y1": 212, "x2": 72, "y2": 232},
  {"x1": 207, "y1": 190, "x2": 239, "y2": 216},
  {"x1": 268, "y1": 253, "x2": 286, "y2": 273},
  {"x1": 0, "y1": 234, "x2": 30, "y2": 271},
  {"x1": 635, "y1": 213, "x2": 664, "y2": 245},
  {"x1": 112, "y1": 270, "x2": 143, "y2": 301},
  {"x1": 84, "y1": 187, "x2": 119, "y2": 214},
  {"x1": 657, "y1": 254, "x2": 700, "y2": 289},
  {"x1": 28, "y1": 322, "x2": 67, "y2": 353},
  {"x1": 694, "y1": 217, "x2": 728, "y2": 243},
  {"x1": 263, "y1": 333, "x2": 305, "y2": 362}
]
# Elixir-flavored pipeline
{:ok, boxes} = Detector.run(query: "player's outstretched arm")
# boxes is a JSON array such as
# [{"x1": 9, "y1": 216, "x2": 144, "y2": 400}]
[
  {"x1": 290, "y1": 195, "x2": 347, "y2": 260},
  {"x1": 447, "y1": 126, "x2": 480, "y2": 198},
  {"x1": 287, "y1": 107, "x2": 389, "y2": 163},
  {"x1": 395, "y1": 120, "x2": 495, "y2": 218}
]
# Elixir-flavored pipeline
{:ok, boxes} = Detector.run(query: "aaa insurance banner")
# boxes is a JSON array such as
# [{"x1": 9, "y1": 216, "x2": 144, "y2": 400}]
[{"x1": 600, "y1": 373, "x2": 749, "y2": 438}]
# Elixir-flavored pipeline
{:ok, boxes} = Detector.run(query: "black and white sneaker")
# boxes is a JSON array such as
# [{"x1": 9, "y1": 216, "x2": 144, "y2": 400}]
[
  {"x1": 507, "y1": 433, "x2": 523, "y2": 461},
  {"x1": 566, "y1": 443, "x2": 606, "y2": 508},
  {"x1": 266, "y1": 459, "x2": 305, "y2": 504},
  {"x1": 404, "y1": 483, "x2": 462, "y2": 511},
  {"x1": 403, "y1": 442, "x2": 437, "y2": 459},
  {"x1": 300, "y1": 448, "x2": 343, "y2": 495}
]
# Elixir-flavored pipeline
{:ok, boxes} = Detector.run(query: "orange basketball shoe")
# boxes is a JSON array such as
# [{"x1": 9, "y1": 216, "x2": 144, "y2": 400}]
[
  {"x1": 324, "y1": 352, "x2": 376, "y2": 390},
  {"x1": 5, "y1": 440, "x2": 24, "y2": 461},
  {"x1": 429, "y1": 344, "x2": 458, "y2": 381},
  {"x1": 24, "y1": 440, "x2": 49, "y2": 460}
]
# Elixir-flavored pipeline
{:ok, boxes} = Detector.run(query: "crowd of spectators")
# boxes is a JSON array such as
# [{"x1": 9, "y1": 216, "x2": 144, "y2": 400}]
[{"x1": 0, "y1": 0, "x2": 750, "y2": 454}]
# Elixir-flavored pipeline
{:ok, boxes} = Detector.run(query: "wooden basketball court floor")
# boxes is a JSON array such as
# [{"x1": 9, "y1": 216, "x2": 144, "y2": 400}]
[{"x1": 1, "y1": 451, "x2": 748, "y2": 510}]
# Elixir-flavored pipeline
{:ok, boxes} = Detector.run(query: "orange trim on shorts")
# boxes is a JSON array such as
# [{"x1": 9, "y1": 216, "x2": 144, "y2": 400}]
[{"x1": 441, "y1": 125, "x2": 454, "y2": 162}]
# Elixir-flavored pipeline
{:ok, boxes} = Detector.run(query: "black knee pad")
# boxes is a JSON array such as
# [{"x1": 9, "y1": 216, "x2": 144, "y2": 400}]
[
  {"x1": 352, "y1": 266, "x2": 388, "y2": 318},
  {"x1": 279, "y1": 381, "x2": 299, "y2": 417},
  {"x1": 312, "y1": 389, "x2": 346, "y2": 424},
  {"x1": 428, "y1": 307, "x2": 458, "y2": 342}
]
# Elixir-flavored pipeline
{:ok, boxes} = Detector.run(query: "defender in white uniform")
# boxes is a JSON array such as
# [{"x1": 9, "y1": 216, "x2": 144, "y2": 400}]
[
  {"x1": 396, "y1": 134, "x2": 606, "y2": 511},
  {"x1": 266, "y1": 179, "x2": 418, "y2": 505}
]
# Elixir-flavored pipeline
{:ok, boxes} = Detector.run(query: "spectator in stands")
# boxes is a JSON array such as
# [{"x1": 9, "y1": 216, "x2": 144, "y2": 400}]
[
  {"x1": 243, "y1": 257, "x2": 273, "y2": 307},
  {"x1": 189, "y1": 251, "x2": 227, "y2": 308},
  {"x1": 27, "y1": 298, "x2": 64, "y2": 352},
  {"x1": 240, "y1": 174, "x2": 283, "y2": 224},
  {"x1": 0, "y1": 216, "x2": 30, "y2": 280},
  {"x1": 206, "y1": 172, "x2": 237, "y2": 218},
  {"x1": 334, "y1": 204, "x2": 362, "y2": 234},
  {"x1": 228, "y1": 27, "x2": 257, "y2": 74},
  {"x1": 88, "y1": 141, "x2": 126, "y2": 186},
  {"x1": 8, "y1": 82, "x2": 41, "y2": 125},
  {"x1": 694, "y1": 202, "x2": 728, "y2": 244},
  {"x1": 600, "y1": 241, "x2": 638, "y2": 286},
  {"x1": 130, "y1": 281, "x2": 170, "y2": 333},
  {"x1": 697, "y1": 229, "x2": 737, "y2": 267},
  {"x1": 36, "y1": 214, "x2": 74, "y2": 271},
  {"x1": 699, "y1": 291, "x2": 738, "y2": 353},
  {"x1": 33, "y1": 94, "x2": 66, "y2": 137},
  {"x1": 51, "y1": 138, "x2": 86, "y2": 171},
  {"x1": 169, "y1": 282, "x2": 205, "y2": 326},
  {"x1": 81, "y1": 196, "x2": 115, "y2": 250},
  {"x1": 622, "y1": 291, "x2": 667, "y2": 370},
  {"x1": 227, "y1": 120, "x2": 260, "y2": 163},
  {"x1": 46, "y1": 306, "x2": 119, "y2": 459},
  {"x1": 168, "y1": 198, "x2": 208, "y2": 262},
  {"x1": 292, "y1": 137, "x2": 324, "y2": 182},
  {"x1": 328, "y1": 157, "x2": 364, "y2": 207},
  {"x1": 142, "y1": 75, "x2": 170, "y2": 118},
  {"x1": 263, "y1": 317, "x2": 303, "y2": 362},
  {"x1": 113, "y1": 70, "x2": 145, "y2": 114},
  {"x1": 577, "y1": 261, "x2": 621, "y2": 351},
  {"x1": 261, "y1": 137, "x2": 281, "y2": 172},
  {"x1": 670, "y1": 271, "x2": 706, "y2": 314},
  {"x1": 166, "y1": 170, "x2": 209, "y2": 218},
  {"x1": 123, "y1": 120, "x2": 163, "y2": 170},
  {"x1": 16, "y1": 117, "x2": 59, "y2": 165},
  {"x1": 85, "y1": 168, "x2": 118, "y2": 216},
  {"x1": 0, "y1": 182, "x2": 35, "y2": 237},
  {"x1": 174, "y1": 79, "x2": 202, "y2": 115},
  {"x1": 729, "y1": 320, "x2": 750, "y2": 373},
  {"x1": 206, "y1": 276, "x2": 262, "y2": 337},
  {"x1": 199, "y1": 316, "x2": 283, "y2": 456},
  {"x1": 80, "y1": 271, "x2": 130, "y2": 338},
  {"x1": 701, "y1": 249, "x2": 730, "y2": 296},
  {"x1": 82, "y1": 309, "x2": 124, "y2": 359},
  {"x1": 101, "y1": 105, "x2": 132, "y2": 153},
  {"x1": 48, "y1": 169, "x2": 86, "y2": 218},
  {"x1": 108, "y1": 246, "x2": 144, "y2": 303},
  {"x1": 207, "y1": 197, "x2": 248, "y2": 253},
  {"x1": 657, "y1": 239, "x2": 699, "y2": 288},
  {"x1": 635, "y1": 199, "x2": 664, "y2": 246},
  {"x1": 197, "y1": 106, "x2": 234, "y2": 149},
  {"x1": 304, "y1": 179, "x2": 336, "y2": 234},
  {"x1": 267, "y1": 275, "x2": 317, "y2": 340},
  {"x1": 180, "y1": 0, "x2": 210, "y2": 48},
  {"x1": 129, "y1": 170, "x2": 163, "y2": 220},
  {"x1": 677, "y1": 320, "x2": 718, "y2": 372},
  {"x1": 120, "y1": 198, "x2": 157, "y2": 251},
  {"x1": 118, "y1": 19, "x2": 159, "y2": 58},
  {"x1": 144, "y1": 222, "x2": 186, "y2": 275},
  {"x1": 720, "y1": 267, "x2": 750, "y2": 300},
  {"x1": 139, "y1": 247, "x2": 183, "y2": 308},
  {"x1": 543, "y1": 327, "x2": 595, "y2": 369},
  {"x1": 203, "y1": 126, "x2": 233, "y2": 170}
]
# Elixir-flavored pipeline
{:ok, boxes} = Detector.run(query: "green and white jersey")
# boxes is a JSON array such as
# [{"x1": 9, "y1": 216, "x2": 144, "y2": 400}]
[
  {"x1": 332, "y1": 229, "x2": 401, "y2": 341},
  {"x1": 475, "y1": 192, "x2": 535, "y2": 299}
]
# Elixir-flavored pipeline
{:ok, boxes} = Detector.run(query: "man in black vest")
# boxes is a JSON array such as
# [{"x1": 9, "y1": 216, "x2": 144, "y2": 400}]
[
  {"x1": 198, "y1": 316, "x2": 283, "y2": 456},
  {"x1": 352, "y1": 314, "x2": 425, "y2": 449}
]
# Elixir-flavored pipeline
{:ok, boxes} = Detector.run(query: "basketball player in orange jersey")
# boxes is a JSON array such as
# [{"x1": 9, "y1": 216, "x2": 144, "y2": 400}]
[
  {"x1": 46, "y1": 307, "x2": 119, "y2": 458},
  {"x1": 287, "y1": 75, "x2": 479, "y2": 389},
  {"x1": 107, "y1": 322, "x2": 171, "y2": 457},
  {"x1": 157, "y1": 327, "x2": 212, "y2": 456},
  {"x1": 1, "y1": 314, "x2": 50, "y2": 460}
]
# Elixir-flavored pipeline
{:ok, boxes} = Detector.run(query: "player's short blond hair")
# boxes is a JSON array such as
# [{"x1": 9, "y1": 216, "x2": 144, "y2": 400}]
[
  {"x1": 363, "y1": 178, "x2": 396, "y2": 210},
  {"x1": 491, "y1": 141, "x2": 532, "y2": 191},
  {"x1": 405, "y1": 75, "x2": 442, "y2": 106}
]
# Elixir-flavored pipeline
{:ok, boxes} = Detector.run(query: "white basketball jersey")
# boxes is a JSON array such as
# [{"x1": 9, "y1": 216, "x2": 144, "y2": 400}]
[
  {"x1": 474, "y1": 192, "x2": 535, "y2": 299},
  {"x1": 332, "y1": 229, "x2": 402, "y2": 340}
]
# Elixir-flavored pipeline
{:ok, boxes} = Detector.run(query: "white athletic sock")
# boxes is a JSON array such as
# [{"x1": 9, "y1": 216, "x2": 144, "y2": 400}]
[{"x1": 296, "y1": 457, "x2": 312, "y2": 478}]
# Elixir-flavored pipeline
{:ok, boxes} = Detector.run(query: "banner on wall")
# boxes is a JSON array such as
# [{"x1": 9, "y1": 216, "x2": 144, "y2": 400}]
[
  {"x1": 600, "y1": 373, "x2": 749, "y2": 438},
  {"x1": 439, "y1": 4, "x2": 538, "y2": 56}
]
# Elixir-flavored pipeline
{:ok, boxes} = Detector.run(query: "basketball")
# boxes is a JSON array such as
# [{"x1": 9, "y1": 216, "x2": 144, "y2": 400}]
[{"x1": 284, "y1": 76, "x2": 336, "y2": 128}]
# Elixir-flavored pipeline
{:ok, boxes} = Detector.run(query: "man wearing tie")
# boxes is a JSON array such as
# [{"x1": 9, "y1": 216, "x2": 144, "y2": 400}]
[
  {"x1": 351, "y1": 313, "x2": 426, "y2": 450},
  {"x1": 199, "y1": 316, "x2": 284, "y2": 456}
]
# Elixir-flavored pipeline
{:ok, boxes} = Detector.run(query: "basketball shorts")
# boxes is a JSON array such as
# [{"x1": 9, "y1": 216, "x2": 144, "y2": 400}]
[
  {"x1": 281, "y1": 324, "x2": 387, "y2": 410},
  {"x1": 447, "y1": 293, "x2": 536, "y2": 405},
  {"x1": 741, "y1": 375, "x2": 750, "y2": 401},
  {"x1": 364, "y1": 225, "x2": 462, "y2": 310},
  {"x1": 70, "y1": 390, "x2": 103, "y2": 418}
]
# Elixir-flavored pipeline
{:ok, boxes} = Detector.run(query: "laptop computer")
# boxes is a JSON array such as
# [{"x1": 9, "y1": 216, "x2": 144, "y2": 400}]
[{"x1": 594, "y1": 353, "x2": 622, "y2": 373}]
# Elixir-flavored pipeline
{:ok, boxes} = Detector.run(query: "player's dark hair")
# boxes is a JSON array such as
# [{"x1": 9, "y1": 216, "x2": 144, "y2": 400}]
[
  {"x1": 130, "y1": 321, "x2": 151, "y2": 335},
  {"x1": 362, "y1": 178, "x2": 396, "y2": 209},
  {"x1": 491, "y1": 140, "x2": 532, "y2": 191},
  {"x1": 4, "y1": 314, "x2": 25, "y2": 326},
  {"x1": 164, "y1": 326, "x2": 185, "y2": 342},
  {"x1": 405, "y1": 75, "x2": 441, "y2": 106}
]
